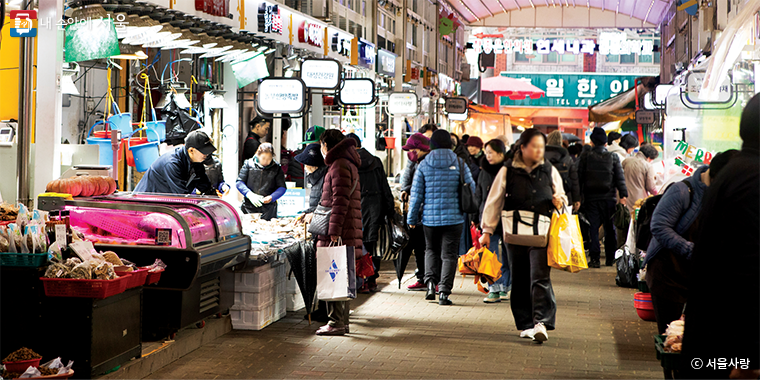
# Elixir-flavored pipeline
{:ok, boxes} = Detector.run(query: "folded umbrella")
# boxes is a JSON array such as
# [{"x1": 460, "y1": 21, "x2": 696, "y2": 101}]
[{"x1": 285, "y1": 239, "x2": 319, "y2": 318}]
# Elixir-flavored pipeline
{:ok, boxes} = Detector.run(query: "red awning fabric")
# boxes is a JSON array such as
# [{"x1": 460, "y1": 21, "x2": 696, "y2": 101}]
[{"x1": 481, "y1": 76, "x2": 545, "y2": 100}]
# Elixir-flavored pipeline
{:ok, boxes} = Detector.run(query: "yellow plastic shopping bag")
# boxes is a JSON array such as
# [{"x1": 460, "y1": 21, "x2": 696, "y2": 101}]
[{"x1": 547, "y1": 207, "x2": 588, "y2": 273}]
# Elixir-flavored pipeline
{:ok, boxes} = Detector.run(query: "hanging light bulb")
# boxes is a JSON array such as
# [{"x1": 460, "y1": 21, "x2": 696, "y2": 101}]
[
  {"x1": 199, "y1": 38, "x2": 235, "y2": 58},
  {"x1": 155, "y1": 28, "x2": 201, "y2": 50},
  {"x1": 121, "y1": 16, "x2": 163, "y2": 43},
  {"x1": 179, "y1": 33, "x2": 218, "y2": 55}
]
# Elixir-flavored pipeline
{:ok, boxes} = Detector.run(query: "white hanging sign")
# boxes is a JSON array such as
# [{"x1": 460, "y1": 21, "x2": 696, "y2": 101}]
[
  {"x1": 257, "y1": 78, "x2": 307, "y2": 114},
  {"x1": 301, "y1": 59, "x2": 341, "y2": 89},
  {"x1": 387, "y1": 92, "x2": 418, "y2": 115},
  {"x1": 339, "y1": 79, "x2": 375, "y2": 106}
]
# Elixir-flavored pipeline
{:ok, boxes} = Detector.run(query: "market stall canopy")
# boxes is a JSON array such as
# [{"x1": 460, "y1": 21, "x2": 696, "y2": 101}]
[
  {"x1": 588, "y1": 77, "x2": 658, "y2": 125},
  {"x1": 444, "y1": 0, "x2": 667, "y2": 27},
  {"x1": 481, "y1": 76, "x2": 545, "y2": 100}
]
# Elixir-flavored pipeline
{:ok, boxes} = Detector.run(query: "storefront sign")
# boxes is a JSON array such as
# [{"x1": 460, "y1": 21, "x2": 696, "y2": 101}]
[
  {"x1": 258, "y1": 2, "x2": 283, "y2": 35},
  {"x1": 387, "y1": 92, "x2": 418, "y2": 115},
  {"x1": 331, "y1": 33, "x2": 351, "y2": 57},
  {"x1": 298, "y1": 21, "x2": 323, "y2": 47},
  {"x1": 472, "y1": 34, "x2": 654, "y2": 57},
  {"x1": 377, "y1": 48, "x2": 397, "y2": 77},
  {"x1": 635, "y1": 110, "x2": 656, "y2": 124},
  {"x1": 357, "y1": 39, "x2": 376, "y2": 69},
  {"x1": 301, "y1": 59, "x2": 340, "y2": 89},
  {"x1": 685, "y1": 72, "x2": 733, "y2": 103},
  {"x1": 444, "y1": 97, "x2": 468, "y2": 114},
  {"x1": 339, "y1": 79, "x2": 376, "y2": 106},
  {"x1": 195, "y1": 0, "x2": 230, "y2": 17},
  {"x1": 499, "y1": 73, "x2": 642, "y2": 108},
  {"x1": 257, "y1": 78, "x2": 307, "y2": 114}
]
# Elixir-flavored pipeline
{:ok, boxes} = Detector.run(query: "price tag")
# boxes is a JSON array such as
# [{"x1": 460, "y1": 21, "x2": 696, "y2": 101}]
[
  {"x1": 155, "y1": 228, "x2": 172, "y2": 246},
  {"x1": 54, "y1": 224, "x2": 67, "y2": 245}
]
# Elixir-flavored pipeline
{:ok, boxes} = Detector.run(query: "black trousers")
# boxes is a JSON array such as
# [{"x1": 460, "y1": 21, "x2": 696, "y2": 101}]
[
  {"x1": 423, "y1": 224, "x2": 463, "y2": 295},
  {"x1": 402, "y1": 224, "x2": 426, "y2": 281},
  {"x1": 584, "y1": 199, "x2": 617, "y2": 265},
  {"x1": 508, "y1": 244, "x2": 557, "y2": 331}
]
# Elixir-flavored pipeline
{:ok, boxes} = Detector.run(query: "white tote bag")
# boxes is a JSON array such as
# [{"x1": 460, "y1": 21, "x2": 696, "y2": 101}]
[
  {"x1": 316, "y1": 241, "x2": 357, "y2": 302},
  {"x1": 501, "y1": 210, "x2": 552, "y2": 247}
]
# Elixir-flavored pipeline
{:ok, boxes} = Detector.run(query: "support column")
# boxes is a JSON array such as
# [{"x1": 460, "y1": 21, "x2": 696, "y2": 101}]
[
  {"x1": 32, "y1": 0, "x2": 64, "y2": 206},
  {"x1": 222, "y1": 62, "x2": 240, "y2": 199},
  {"x1": 272, "y1": 46, "x2": 283, "y2": 163}
]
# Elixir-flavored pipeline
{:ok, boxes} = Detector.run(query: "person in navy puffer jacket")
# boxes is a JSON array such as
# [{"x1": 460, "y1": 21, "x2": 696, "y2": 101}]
[{"x1": 408, "y1": 129, "x2": 476, "y2": 306}]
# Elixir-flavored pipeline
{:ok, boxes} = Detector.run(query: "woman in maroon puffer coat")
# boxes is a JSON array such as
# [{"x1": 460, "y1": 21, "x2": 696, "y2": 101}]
[{"x1": 316, "y1": 130, "x2": 363, "y2": 336}]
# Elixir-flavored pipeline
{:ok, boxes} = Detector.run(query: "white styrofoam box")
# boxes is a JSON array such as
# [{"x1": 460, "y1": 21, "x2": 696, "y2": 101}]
[
  {"x1": 274, "y1": 294, "x2": 287, "y2": 320},
  {"x1": 232, "y1": 290, "x2": 274, "y2": 311},
  {"x1": 274, "y1": 279, "x2": 287, "y2": 299},
  {"x1": 287, "y1": 292, "x2": 305, "y2": 312},
  {"x1": 234, "y1": 267, "x2": 275, "y2": 293},
  {"x1": 286, "y1": 275, "x2": 301, "y2": 294},
  {"x1": 230, "y1": 304, "x2": 276, "y2": 330}
]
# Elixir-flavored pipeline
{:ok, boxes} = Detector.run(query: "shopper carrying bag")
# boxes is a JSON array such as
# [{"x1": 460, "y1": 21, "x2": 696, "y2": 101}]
[
  {"x1": 479, "y1": 129, "x2": 567, "y2": 343},
  {"x1": 316, "y1": 238, "x2": 357, "y2": 301}
]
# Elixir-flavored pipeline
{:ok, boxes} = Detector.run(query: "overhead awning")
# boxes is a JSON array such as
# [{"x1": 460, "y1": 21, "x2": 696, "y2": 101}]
[{"x1": 588, "y1": 77, "x2": 658, "y2": 127}]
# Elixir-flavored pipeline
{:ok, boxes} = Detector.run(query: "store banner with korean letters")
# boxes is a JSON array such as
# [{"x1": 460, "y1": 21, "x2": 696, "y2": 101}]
[
  {"x1": 499, "y1": 73, "x2": 642, "y2": 108},
  {"x1": 238, "y1": 0, "x2": 327, "y2": 55},
  {"x1": 257, "y1": 78, "x2": 307, "y2": 114},
  {"x1": 301, "y1": 59, "x2": 341, "y2": 89},
  {"x1": 471, "y1": 32, "x2": 654, "y2": 57}
]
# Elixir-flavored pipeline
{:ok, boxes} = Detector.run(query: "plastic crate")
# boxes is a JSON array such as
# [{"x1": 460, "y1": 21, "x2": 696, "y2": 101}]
[
  {"x1": 654, "y1": 334, "x2": 682, "y2": 370},
  {"x1": 0, "y1": 252, "x2": 48, "y2": 267},
  {"x1": 115, "y1": 268, "x2": 149, "y2": 289},
  {"x1": 144, "y1": 268, "x2": 164, "y2": 285},
  {"x1": 40, "y1": 274, "x2": 130, "y2": 299}
]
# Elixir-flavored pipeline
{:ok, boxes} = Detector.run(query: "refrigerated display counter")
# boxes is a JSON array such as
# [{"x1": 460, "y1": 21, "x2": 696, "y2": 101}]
[{"x1": 62, "y1": 193, "x2": 251, "y2": 339}]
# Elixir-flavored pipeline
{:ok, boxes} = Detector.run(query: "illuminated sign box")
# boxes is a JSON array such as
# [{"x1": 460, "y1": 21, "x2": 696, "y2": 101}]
[
  {"x1": 257, "y1": 78, "x2": 307, "y2": 114},
  {"x1": 339, "y1": 79, "x2": 376, "y2": 106},
  {"x1": 387, "y1": 92, "x2": 418, "y2": 115},
  {"x1": 301, "y1": 59, "x2": 341, "y2": 89}
]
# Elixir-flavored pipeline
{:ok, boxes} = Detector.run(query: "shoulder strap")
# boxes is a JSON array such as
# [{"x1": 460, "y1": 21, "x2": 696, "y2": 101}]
[
  {"x1": 458, "y1": 158, "x2": 465, "y2": 185},
  {"x1": 682, "y1": 179, "x2": 694, "y2": 208}
]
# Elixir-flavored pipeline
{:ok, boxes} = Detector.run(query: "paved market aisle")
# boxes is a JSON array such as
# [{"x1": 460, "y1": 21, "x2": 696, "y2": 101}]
[{"x1": 147, "y1": 263, "x2": 661, "y2": 379}]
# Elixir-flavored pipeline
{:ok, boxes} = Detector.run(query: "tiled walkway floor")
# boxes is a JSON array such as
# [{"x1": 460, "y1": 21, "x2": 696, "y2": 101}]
[{"x1": 147, "y1": 262, "x2": 662, "y2": 379}]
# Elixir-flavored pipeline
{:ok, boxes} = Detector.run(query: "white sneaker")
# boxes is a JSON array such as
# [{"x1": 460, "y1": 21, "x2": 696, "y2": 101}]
[
  {"x1": 533, "y1": 323, "x2": 548, "y2": 343},
  {"x1": 519, "y1": 328, "x2": 535, "y2": 339}
]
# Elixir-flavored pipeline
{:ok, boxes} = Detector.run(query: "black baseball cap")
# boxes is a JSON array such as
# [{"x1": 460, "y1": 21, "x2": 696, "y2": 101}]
[{"x1": 185, "y1": 130, "x2": 216, "y2": 156}]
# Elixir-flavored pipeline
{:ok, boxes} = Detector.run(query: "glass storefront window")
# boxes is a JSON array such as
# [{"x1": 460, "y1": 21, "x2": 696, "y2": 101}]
[{"x1": 620, "y1": 53, "x2": 636, "y2": 64}]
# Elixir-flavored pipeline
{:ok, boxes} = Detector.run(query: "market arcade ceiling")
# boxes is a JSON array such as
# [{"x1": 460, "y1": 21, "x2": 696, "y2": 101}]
[{"x1": 445, "y1": 0, "x2": 671, "y2": 28}]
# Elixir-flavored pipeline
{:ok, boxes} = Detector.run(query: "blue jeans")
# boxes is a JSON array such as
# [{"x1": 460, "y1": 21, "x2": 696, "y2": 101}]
[{"x1": 488, "y1": 227, "x2": 512, "y2": 294}]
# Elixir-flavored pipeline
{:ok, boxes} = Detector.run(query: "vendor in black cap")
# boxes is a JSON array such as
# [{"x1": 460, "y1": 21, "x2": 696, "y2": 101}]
[{"x1": 134, "y1": 130, "x2": 216, "y2": 195}]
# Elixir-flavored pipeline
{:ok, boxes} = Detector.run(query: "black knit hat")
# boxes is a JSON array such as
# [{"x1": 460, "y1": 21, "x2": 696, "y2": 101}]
[
  {"x1": 590, "y1": 127, "x2": 607, "y2": 146},
  {"x1": 430, "y1": 129, "x2": 452, "y2": 150}
]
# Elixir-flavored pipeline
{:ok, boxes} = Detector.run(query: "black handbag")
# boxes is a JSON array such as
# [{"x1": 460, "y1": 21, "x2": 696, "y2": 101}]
[
  {"x1": 458, "y1": 158, "x2": 478, "y2": 214},
  {"x1": 308, "y1": 179, "x2": 358, "y2": 236},
  {"x1": 387, "y1": 214, "x2": 409, "y2": 258}
]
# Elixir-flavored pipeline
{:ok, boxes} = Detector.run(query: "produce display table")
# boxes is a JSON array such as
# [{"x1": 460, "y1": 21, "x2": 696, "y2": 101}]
[{"x1": 0, "y1": 266, "x2": 141, "y2": 378}]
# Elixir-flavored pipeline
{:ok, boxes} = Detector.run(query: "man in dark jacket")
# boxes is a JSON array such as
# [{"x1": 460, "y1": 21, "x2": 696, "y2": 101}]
[
  {"x1": 347, "y1": 133, "x2": 395, "y2": 292},
  {"x1": 134, "y1": 130, "x2": 216, "y2": 194},
  {"x1": 577, "y1": 127, "x2": 628, "y2": 268},
  {"x1": 682, "y1": 93, "x2": 760, "y2": 379},
  {"x1": 400, "y1": 133, "x2": 431, "y2": 291},
  {"x1": 546, "y1": 131, "x2": 581, "y2": 210},
  {"x1": 242, "y1": 116, "x2": 270, "y2": 162}
]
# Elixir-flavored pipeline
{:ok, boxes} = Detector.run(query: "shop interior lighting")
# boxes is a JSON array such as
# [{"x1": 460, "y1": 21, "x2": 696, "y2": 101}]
[
  {"x1": 120, "y1": 15, "x2": 163, "y2": 42},
  {"x1": 122, "y1": 17, "x2": 165, "y2": 45},
  {"x1": 199, "y1": 38, "x2": 235, "y2": 58},
  {"x1": 64, "y1": 4, "x2": 120, "y2": 63},
  {"x1": 111, "y1": 41, "x2": 148, "y2": 60},
  {"x1": 154, "y1": 29, "x2": 201, "y2": 50},
  {"x1": 61, "y1": 63, "x2": 80, "y2": 95},
  {"x1": 285, "y1": 68, "x2": 294, "y2": 77},
  {"x1": 205, "y1": 91, "x2": 229, "y2": 109},
  {"x1": 179, "y1": 33, "x2": 219, "y2": 55},
  {"x1": 126, "y1": 22, "x2": 180, "y2": 46},
  {"x1": 141, "y1": 24, "x2": 187, "y2": 48}
]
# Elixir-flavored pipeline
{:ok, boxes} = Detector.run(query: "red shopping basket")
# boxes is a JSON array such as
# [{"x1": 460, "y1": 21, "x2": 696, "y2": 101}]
[
  {"x1": 115, "y1": 268, "x2": 149, "y2": 288},
  {"x1": 41, "y1": 274, "x2": 130, "y2": 299}
]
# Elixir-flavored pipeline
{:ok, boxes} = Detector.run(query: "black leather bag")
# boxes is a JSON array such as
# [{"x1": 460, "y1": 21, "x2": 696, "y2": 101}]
[
  {"x1": 388, "y1": 214, "x2": 409, "y2": 257},
  {"x1": 458, "y1": 158, "x2": 478, "y2": 214},
  {"x1": 308, "y1": 179, "x2": 358, "y2": 236}
]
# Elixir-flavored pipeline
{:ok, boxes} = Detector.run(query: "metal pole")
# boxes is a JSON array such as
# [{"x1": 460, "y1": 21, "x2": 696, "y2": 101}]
[{"x1": 17, "y1": 10, "x2": 34, "y2": 208}]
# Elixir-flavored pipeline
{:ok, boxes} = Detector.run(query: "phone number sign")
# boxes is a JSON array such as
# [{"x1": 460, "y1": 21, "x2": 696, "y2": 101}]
[{"x1": 499, "y1": 73, "x2": 642, "y2": 108}]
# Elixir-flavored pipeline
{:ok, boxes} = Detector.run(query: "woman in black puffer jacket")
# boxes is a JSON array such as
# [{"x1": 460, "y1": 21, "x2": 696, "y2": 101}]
[{"x1": 236, "y1": 143, "x2": 287, "y2": 220}]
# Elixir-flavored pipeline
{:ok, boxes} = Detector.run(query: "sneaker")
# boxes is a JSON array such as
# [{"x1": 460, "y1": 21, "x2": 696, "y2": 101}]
[
  {"x1": 316, "y1": 325, "x2": 346, "y2": 336},
  {"x1": 368, "y1": 281, "x2": 379, "y2": 292},
  {"x1": 500, "y1": 291, "x2": 511, "y2": 301},
  {"x1": 589, "y1": 259, "x2": 601, "y2": 268},
  {"x1": 358, "y1": 283, "x2": 370, "y2": 294},
  {"x1": 519, "y1": 329, "x2": 535, "y2": 339},
  {"x1": 483, "y1": 293, "x2": 501, "y2": 303},
  {"x1": 533, "y1": 323, "x2": 548, "y2": 343},
  {"x1": 407, "y1": 281, "x2": 426, "y2": 291}
]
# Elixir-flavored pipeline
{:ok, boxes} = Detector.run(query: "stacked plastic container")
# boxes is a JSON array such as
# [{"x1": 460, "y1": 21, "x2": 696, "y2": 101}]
[
  {"x1": 230, "y1": 259, "x2": 288, "y2": 330},
  {"x1": 286, "y1": 261, "x2": 305, "y2": 312}
]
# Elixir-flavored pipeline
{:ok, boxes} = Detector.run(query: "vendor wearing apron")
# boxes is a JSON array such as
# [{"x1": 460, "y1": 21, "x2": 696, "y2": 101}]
[{"x1": 236, "y1": 143, "x2": 287, "y2": 220}]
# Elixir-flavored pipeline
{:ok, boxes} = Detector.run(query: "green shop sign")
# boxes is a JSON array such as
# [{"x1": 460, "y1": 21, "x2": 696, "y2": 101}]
[{"x1": 498, "y1": 72, "x2": 644, "y2": 108}]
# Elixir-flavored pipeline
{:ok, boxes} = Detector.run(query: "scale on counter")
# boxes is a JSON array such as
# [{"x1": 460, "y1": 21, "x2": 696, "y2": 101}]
[
  {"x1": 61, "y1": 165, "x2": 113, "y2": 179},
  {"x1": 0, "y1": 124, "x2": 16, "y2": 146}
]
